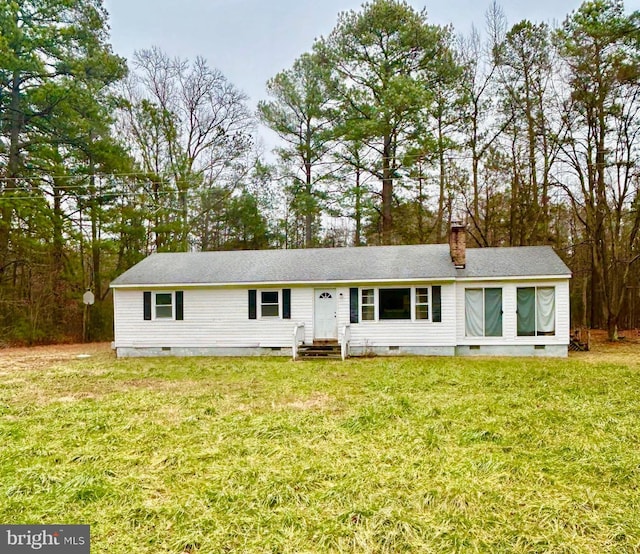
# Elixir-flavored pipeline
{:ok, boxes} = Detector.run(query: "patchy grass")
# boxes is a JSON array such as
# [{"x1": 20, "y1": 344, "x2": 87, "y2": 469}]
[{"x1": 0, "y1": 348, "x2": 639, "y2": 553}]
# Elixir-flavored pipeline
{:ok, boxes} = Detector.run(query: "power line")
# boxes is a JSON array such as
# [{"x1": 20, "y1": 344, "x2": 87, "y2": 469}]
[{"x1": 0, "y1": 172, "x2": 237, "y2": 185}]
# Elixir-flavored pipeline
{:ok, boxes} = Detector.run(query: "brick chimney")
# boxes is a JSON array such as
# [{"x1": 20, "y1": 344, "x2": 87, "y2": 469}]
[{"x1": 449, "y1": 221, "x2": 466, "y2": 269}]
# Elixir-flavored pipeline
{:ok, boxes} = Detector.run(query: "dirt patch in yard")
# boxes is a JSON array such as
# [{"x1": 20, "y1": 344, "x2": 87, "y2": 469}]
[
  {"x1": 570, "y1": 329, "x2": 640, "y2": 365},
  {"x1": 0, "y1": 342, "x2": 113, "y2": 372}
]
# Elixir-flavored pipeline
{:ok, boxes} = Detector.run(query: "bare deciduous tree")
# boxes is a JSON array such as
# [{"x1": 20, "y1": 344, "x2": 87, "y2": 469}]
[{"x1": 119, "y1": 47, "x2": 255, "y2": 251}]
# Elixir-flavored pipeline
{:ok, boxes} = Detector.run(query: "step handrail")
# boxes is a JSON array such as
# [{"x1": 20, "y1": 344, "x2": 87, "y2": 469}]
[
  {"x1": 292, "y1": 322, "x2": 305, "y2": 360},
  {"x1": 339, "y1": 323, "x2": 351, "y2": 361}
]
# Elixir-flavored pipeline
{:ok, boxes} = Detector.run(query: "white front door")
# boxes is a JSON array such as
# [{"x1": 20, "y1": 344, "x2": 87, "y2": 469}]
[{"x1": 314, "y1": 288, "x2": 338, "y2": 340}]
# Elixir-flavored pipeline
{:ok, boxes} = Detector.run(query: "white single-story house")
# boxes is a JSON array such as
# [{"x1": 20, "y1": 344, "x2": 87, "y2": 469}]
[{"x1": 110, "y1": 226, "x2": 571, "y2": 358}]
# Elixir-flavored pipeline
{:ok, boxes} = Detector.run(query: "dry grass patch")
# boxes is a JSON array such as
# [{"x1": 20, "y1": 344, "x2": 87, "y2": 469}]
[{"x1": 283, "y1": 392, "x2": 334, "y2": 411}]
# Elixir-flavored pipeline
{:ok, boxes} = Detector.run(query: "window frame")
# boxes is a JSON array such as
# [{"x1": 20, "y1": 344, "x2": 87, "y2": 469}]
[
  {"x1": 260, "y1": 289, "x2": 281, "y2": 319},
  {"x1": 464, "y1": 287, "x2": 503, "y2": 337},
  {"x1": 415, "y1": 287, "x2": 429, "y2": 320},
  {"x1": 153, "y1": 291, "x2": 174, "y2": 320},
  {"x1": 360, "y1": 288, "x2": 376, "y2": 321},
  {"x1": 359, "y1": 286, "x2": 434, "y2": 322},
  {"x1": 517, "y1": 286, "x2": 556, "y2": 337}
]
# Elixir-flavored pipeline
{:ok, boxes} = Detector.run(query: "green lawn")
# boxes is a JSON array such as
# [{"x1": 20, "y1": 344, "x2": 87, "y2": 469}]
[{"x1": 1, "y1": 350, "x2": 639, "y2": 553}]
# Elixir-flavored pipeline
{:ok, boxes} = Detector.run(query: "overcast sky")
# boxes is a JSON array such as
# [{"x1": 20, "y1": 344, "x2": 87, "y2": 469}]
[
  {"x1": 102, "y1": 0, "x2": 639, "y2": 150},
  {"x1": 101, "y1": 1, "x2": 614, "y2": 99}
]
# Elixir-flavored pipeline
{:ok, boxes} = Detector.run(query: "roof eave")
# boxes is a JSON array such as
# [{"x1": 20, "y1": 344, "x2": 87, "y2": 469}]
[
  {"x1": 110, "y1": 276, "x2": 458, "y2": 289},
  {"x1": 456, "y1": 273, "x2": 572, "y2": 281},
  {"x1": 110, "y1": 273, "x2": 571, "y2": 288}
]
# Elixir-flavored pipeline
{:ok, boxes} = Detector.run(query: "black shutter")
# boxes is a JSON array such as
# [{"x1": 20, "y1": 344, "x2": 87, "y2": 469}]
[
  {"x1": 282, "y1": 288, "x2": 291, "y2": 319},
  {"x1": 350, "y1": 287, "x2": 359, "y2": 323},
  {"x1": 432, "y1": 285, "x2": 442, "y2": 322},
  {"x1": 248, "y1": 289, "x2": 257, "y2": 319},
  {"x1": 175, "y1": 291, "x2": 184, "y2": 320},
  {"x1": 143, "y1": 291, "x2": 152, "y2": 320}
]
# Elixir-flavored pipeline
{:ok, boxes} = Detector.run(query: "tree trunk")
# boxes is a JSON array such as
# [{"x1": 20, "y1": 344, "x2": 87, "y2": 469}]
[
  {"x1": 524, "y1": 66, "x2": 539, "y2": 245},
  {"x1": 381, "y1": 134, "x2": 393, "y2": 245},
  {"x1": 607, "y1": 315, "x2": 619, "y2": 341},
  {"x1": 417, "y1": 173, "x2": 424, "y2": 243},
  {"x1": 436, "y1": 120, "x2": 446, "y2": 244},
  {"x1": 51, "y1": 177, "x2": 65, "y2": 327},
  {"x1": 0, "y1": 71, "x2": 23, "y2": 270},
  {"x1": 471, "y1": 101, "x2": 481, "y2": 237},
  {"x1": 90, "y1": 176, "x2": 101, "y2": 300},
  {"x1": 89, "y1": 167, "x2": 102, "y2": 342},
  {"x1": 180, "y1": 189, "x2": 189, "y2": 251},
  {"x1": 354, "y1": 166, "x2": 362, "y2": 247},
  {"x1": 509, "y1": 132, "x2": 520, "y2": 246},
  {"x1": 304, "y1": 158, "x2": 313, "y2": 248}
]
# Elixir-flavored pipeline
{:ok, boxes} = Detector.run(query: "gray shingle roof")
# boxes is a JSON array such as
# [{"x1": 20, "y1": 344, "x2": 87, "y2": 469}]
[
  {"x1": 110, "y1": 244, "x2": 571, "y2": 287},
  {"x1": 461, "y1": 246, "x2": 571, "y2": 278}
]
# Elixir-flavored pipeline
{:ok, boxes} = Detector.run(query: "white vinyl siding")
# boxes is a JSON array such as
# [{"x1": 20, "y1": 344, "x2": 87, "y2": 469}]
[
  {"x1": 114, "y1": 282, "x2": 457, "y2": 350},
  {"x1": 115, "y1": 287, "x2": 310, "y2": 348},
  {"x1": 112, "y1": 278, "x2": 569, "y2": 353}
]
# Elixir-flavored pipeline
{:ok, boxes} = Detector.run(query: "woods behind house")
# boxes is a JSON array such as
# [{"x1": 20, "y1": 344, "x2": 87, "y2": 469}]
[{"x1": 0, "y1": 0, "x2": 639, "y2": 343}]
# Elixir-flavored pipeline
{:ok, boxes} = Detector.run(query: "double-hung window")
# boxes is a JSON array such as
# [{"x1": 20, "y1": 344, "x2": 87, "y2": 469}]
[
  {"x1": 517, "y1": 287, "x2": 555, "y2": 336},
  {"x1": 261, "y1": 291, "x2": 280, "y2": 317},
  {"x1": 155, "y1": 292, "x2": 173, "y2": 319},
  {"x1": 415, "y1": 287, "x2": 429, "y2": 320},
  {"x1": 465, "y1": 288, "x2": 502, "y2": 337},
  {"x1": 361, "y1": 289, "x2": 375, "y2": 321}
]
